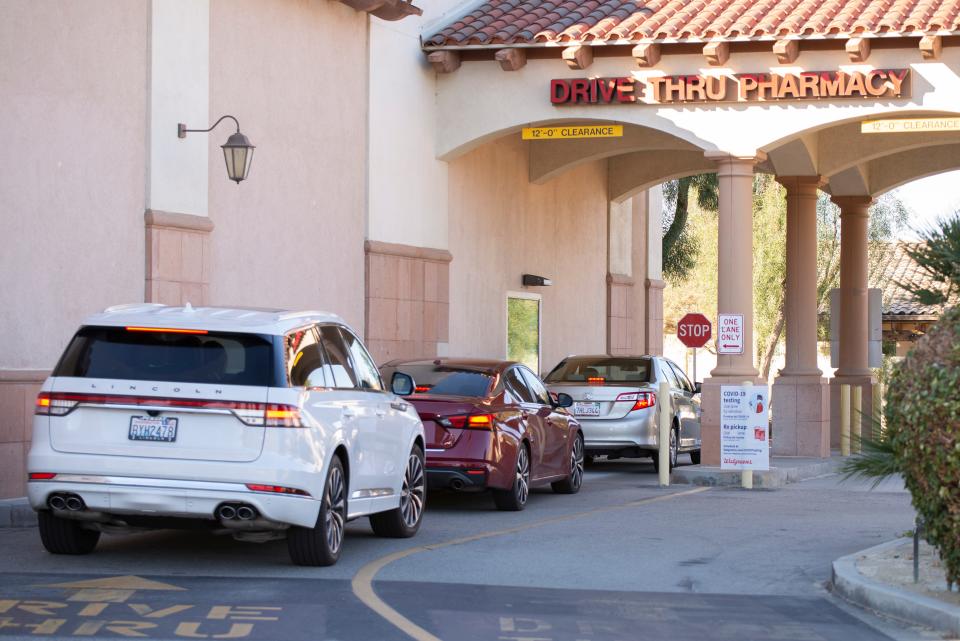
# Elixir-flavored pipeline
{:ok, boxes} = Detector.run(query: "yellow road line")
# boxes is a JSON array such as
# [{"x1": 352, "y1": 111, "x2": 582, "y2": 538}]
[{"x1": 351, "y1": 486, "x2": 710, "y2": 641}]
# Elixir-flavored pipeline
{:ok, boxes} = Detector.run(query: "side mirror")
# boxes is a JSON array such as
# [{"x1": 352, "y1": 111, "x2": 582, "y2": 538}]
[
  {"x1": 554, "y1": 392, "x2": 574, "y2": 409},
  {"x1": 694, "y1": 382, "x2": 702, "y2": 395},
  {"x1": 391, "y1": 372, "x2": 415, "y2": 396}
]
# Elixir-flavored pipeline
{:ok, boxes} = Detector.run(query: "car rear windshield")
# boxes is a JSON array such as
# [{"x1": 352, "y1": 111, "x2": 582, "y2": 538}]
[
  {"x1": 53, "y1": 326, "x2": 279, "y2": 387},
  {"x1": 382, "y1": 363, "x2": 493, "y2": 398},
  {"x1": 544, "y1": 357, "x2": 653, "y2": 384}
]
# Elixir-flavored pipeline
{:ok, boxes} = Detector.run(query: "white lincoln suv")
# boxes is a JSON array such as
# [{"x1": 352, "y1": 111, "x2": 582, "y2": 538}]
[{"x1": 28, "y1": 304, "x2": 426, "y2": 566}]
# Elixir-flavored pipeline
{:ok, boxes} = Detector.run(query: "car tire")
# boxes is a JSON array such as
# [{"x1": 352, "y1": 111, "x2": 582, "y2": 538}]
[
  {"x1": 369, "y1": 445, "x2": 426, "y2": 538},
  {"x1": 38, "y1": 511, "x2": 100, "y2": 555},
  {"x1": 652, "y1": 427, "x2": 679, "y2": 473},
  {"x1": 552, "y1": 432, "x2": 584, "y2": 494},
  {"x1": 492, "y1": 444, "x2": 530, "y2": 511},
  {"x1": 690, "y1": 450, "x2": 701, "y2": 465},
  {"x1": 288, "y1": 455, "x2": 346, "y2": 567}
]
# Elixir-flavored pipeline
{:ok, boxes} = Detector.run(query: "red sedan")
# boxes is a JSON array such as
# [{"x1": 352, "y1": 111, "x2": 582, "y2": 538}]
[{"x1": 380, "y1": 359, "x2": 584, "y2": 511}]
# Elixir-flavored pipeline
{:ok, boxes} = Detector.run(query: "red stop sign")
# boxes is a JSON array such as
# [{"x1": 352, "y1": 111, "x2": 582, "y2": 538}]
[{"x1": 677, "y1": 313, "x2": 712, "y2": 348}]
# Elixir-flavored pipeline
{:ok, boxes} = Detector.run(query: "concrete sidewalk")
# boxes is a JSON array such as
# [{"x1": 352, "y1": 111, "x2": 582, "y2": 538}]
[
  {"x1": 832, "y1": 538, "x2": 960, "y2": 636},
  {"x1": 671, "y1": 454, "x2": 842, "y2": 488},
  {"x1": 0, "y1": 498, "x2": 35, "y2": 528}
]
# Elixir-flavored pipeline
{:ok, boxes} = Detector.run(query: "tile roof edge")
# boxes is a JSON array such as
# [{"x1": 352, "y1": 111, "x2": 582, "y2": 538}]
[{"x1": 422, "y1": 31, "x2": 957, "y2": 50}]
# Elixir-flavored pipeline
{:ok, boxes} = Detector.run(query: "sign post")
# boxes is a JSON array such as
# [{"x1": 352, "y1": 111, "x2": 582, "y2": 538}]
[
  {"x1": 720, "y1": 382, "x2": 770, "y2": 489},
  {"x1": 677, "y1": 313, "x2": 712, "y2": 383},
  {"x1": 717, "y1": 314, "x2": 744, "y2": 355}
]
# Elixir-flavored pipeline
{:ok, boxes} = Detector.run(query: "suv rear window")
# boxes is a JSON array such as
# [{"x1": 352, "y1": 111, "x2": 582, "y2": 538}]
[
  {"x1": 544, "y1": 357, "x2": 653, "y2": 384},
  {"x1": 53, "y1": 326, "x2": 279, "y2": 387},
  {"x1": 381, "y1": 363, "x2": 493, "y2": 398}
]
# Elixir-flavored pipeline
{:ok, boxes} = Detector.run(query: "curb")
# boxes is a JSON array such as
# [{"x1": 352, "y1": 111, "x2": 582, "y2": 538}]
[
  {"x1": 831, "y1": 538, "x2": 960, "y2": 636},
  {"x1": 671, "y1": 458, "x2": 839, "y2": 489},
  {"x1": 0, "y1": 498, "x2": 37, "y2": 528}
]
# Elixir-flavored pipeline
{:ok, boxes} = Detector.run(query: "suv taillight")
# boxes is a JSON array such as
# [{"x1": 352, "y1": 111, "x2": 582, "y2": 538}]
[
  {"x1": 35, "y1": 393, "x2": 78, "y2": 416},
  {"x1": 616, "y1": 391, "x2": 656, "y2": 411},
  {"x1": 34, "y1": 392, "x2": 304, "y2": 427}
]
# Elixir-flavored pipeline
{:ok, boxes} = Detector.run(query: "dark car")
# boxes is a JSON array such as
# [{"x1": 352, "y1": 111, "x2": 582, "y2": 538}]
[{"x1": 380, "y1": 359, "x2": 583, "y2": 511}]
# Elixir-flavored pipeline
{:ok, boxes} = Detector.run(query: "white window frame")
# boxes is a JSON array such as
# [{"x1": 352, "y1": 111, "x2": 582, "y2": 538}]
[{"x1": 505, "y1": 291, "x2": 542, "y2": 374}]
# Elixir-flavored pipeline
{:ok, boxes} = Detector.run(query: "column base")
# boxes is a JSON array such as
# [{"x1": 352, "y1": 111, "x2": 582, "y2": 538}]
[
  {"x1": 830, "y1": 375, "x2": 877, "y2": 449},
  {"x1": 700, "y1": 375, "x2": 767, "y2": 467},
  {"x1": 772, "y1": 375, "x2": 830, "y2": 458}
]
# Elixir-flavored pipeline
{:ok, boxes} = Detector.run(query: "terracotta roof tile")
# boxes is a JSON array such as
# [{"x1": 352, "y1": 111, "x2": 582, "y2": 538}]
[
  {"x1": 872, "y1": 242, "x2": 956, "y2": 317},
  {"x1": 426, "y1": 0, "x2": 960, "y2": 46}
]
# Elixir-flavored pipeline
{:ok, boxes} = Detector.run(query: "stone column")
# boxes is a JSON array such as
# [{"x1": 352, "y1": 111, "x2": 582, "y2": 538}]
[
  {"x1": 772, "y1": 176, "x2": 829, "y2": 457},
  {"x1": 643, "y1": 186, "x2": 665, "y2": 356},
  {"x1": 700, "y1": 153, "x2": 765, "y2": 466},
  {"x1": 830, "y1": 196, "x2": 875, "y2": 446}
]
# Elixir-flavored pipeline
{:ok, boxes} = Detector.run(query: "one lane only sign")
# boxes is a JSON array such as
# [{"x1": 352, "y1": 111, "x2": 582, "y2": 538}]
[
  {"x1": 720, "y1": 385, "x2": 770, "y2": 470},
  {"x1": 717, "y1": 313, "x2": 744, "y2": 354}
]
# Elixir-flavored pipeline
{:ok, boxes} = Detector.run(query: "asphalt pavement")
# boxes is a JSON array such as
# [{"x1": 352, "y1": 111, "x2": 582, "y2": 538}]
[{"x1": 0, "y1": 455, "x2": 938, "y2": 641}]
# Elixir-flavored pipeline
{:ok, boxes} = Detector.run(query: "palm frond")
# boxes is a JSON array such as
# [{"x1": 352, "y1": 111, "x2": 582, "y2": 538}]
[{"x1": 840, "y1": 415, "x2": 900, "y2": 489}]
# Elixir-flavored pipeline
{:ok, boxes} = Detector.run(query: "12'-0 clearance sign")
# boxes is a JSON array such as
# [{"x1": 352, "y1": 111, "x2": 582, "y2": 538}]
[
  {"x1": 721, "y1": 385, "x2": 770, "y2": 471},
  {"x1": 551, "y1": 69, "x2": 910, "y2": 105}
]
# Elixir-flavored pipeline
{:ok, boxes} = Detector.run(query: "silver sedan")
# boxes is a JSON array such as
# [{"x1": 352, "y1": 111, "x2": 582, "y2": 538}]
[{"x1": 544, "y1": 355, "x2": 701, "y2": 471}]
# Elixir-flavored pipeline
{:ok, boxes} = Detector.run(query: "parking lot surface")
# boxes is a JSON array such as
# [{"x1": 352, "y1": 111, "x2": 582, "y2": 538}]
[{"x1": 0, "y1": 458, "x2": 931, "y2": 641}]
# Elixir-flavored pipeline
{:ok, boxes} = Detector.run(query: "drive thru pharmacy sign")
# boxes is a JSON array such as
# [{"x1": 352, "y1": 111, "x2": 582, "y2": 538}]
[
  {"x1": 717, "y1": 314, "x2": 744, "y2": 354},
  {"x1": 720, "y1": 385, "x2": 770, "y2": 471}
]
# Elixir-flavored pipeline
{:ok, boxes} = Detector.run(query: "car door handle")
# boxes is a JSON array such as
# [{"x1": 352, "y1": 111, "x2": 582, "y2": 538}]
[{"x1": 391, "y1": 402, "x2": 408, "y2": 412}]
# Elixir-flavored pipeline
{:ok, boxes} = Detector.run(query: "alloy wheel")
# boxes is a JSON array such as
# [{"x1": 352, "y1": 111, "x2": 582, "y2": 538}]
[
  {"x1": 516, "y1": 447, "x2": 530, "y2": 505},
  {"x1": 570, "y1": 435, "x2": 584, "y2": 489},
  {"x1": 324, "y1": 465, "x2": 346, "y2": 554},
  {"x1": 400, "y1": 452, "x2": 425, "y2": 528},
  {"x1": 670, "y1": 428, "x2": 679, "y2": 468}
]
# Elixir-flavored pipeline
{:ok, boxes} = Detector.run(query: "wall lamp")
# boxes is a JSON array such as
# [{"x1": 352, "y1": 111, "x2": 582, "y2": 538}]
[
  {"x1": 522, "y1": 274, "x2": 553, "y2": 287},
  {"x1": 178, "y1": 115, "x2": 255, "y2": 184}
]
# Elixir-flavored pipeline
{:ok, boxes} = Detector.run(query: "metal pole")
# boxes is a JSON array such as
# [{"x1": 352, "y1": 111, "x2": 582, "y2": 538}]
[
  {"x1": 741, "y1": 380, "x2": 753, "y2": 490},
  {"x1": 914, "y1": 517, "x2": 921, "y2": 583},
  {"x1": 840, "y1": 384, "x2": 850, "y2": 456},
  {"x1": 692, "y1": 348, "x2": 697, "y2": 386},
  {"x1": 658, "y1": 380, "x2": 671, "y2": 487},
  {"x1": 852, "y1": 385, "x2": 862, "y2": 454}
]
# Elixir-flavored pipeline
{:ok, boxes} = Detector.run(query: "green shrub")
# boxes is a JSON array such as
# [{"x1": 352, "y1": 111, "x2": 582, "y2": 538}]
[{"x1": 885, "y1": 304, "x2": 960, "y2": 587}]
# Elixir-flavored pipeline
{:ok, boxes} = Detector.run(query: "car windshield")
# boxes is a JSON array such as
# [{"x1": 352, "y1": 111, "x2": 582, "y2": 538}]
[
  {"x1": 544, "y1": 357, "x2": 653, "y2": 384},
  {"x1": 53, "y1": 325, "x2": 279, "y2": 387},
  {"x1": 382, "y1": 363, "x2": 494, "y2": 398}
]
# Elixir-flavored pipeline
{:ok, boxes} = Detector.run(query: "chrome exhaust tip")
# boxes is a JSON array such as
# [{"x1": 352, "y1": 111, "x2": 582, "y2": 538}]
[
  {"x1": 217, "y1": 505, "x2": 237, "y2": 520},
  {"x1": 48, "y1": 495, "x2": 66, "y2": 510},
  {"x1": 236, "y1": 506, "x2": 257, "y2": 521},
  {"x1": 65, "y1": 495, "x2": 84, "y2": 511}
]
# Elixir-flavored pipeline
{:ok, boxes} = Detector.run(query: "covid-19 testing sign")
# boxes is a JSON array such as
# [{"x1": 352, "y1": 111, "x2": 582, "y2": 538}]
[{"x1": 720, "y1": 385, "x2": 770, "y2": 470}]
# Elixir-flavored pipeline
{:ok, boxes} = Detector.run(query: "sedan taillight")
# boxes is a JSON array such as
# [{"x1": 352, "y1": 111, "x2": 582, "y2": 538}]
[
  {"x1": 616, "y1": 391, "x2": 657, "y2": 412},
  {"x1": 442, "y1": 413, "x2": 494, "y2": 430}
]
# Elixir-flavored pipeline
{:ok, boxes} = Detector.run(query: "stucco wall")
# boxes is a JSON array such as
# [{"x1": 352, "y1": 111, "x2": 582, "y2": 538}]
[
  {"x1": 0, "y1": 1, "x2": 148, "y2": 370},
  {"x1": 0, "y1": 1, "x2": 148, "y2": 498},
  {"x1": 207, "y1": 0, "x2": 367, "y2": 330},
  {"x1": 447, "y1": 136, "x2": 608, "y2": 373}
]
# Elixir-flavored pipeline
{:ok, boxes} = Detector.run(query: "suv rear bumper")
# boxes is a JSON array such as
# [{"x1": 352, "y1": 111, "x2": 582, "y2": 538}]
[{"x1": 27, "y1": 475, "x2": 320, "y2": 529}]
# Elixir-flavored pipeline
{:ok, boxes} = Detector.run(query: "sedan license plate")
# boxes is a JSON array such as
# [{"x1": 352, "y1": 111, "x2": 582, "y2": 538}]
[
  {"x1": 573, "y1": 402, "x2": 601, "y2": 417},
  {"x1": 128, "y1": 416, "x2": 178, "y2": 442}
]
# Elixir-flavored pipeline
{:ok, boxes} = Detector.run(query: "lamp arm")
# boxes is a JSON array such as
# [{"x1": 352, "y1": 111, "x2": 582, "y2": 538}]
[{"x1": 178, "y1": 115, "x2": 241, "y2": 138}]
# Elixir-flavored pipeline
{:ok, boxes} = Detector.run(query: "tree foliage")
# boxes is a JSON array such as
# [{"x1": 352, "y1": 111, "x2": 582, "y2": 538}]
[
  {"x1": 844, "y1": 212, "x2": 960, "y2": 588},
  {"x1": 662, "y1": 174, "x2": 717, "y2": 283},
  {"x1": 885, "y1": 303, "x2": 960, "y2": 587}
]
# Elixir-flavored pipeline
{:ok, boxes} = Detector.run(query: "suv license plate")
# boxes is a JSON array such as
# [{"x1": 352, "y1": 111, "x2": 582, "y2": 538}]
[
  {"x1": 573, "y1": 402, "x2": 601, "y2": 417},
  {"x1": 129, "y1": 416, "x2": 178, "y2": 442}
]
